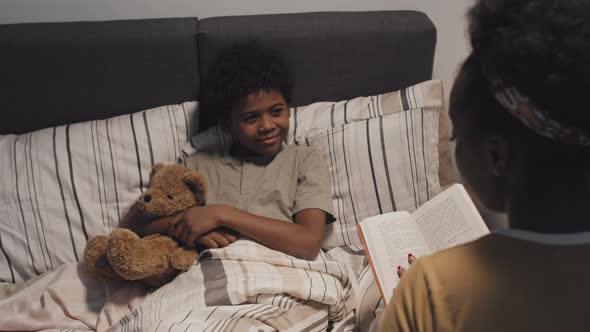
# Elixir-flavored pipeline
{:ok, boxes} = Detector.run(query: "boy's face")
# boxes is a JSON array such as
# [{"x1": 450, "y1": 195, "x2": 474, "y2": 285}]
[{"x1": 227, "y1": 89, "x2": 290, "y2": 157}]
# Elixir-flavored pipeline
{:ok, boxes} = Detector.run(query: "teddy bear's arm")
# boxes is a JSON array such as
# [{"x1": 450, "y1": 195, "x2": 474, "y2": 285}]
[{"x1": 119, "y1": 203, "x2": 169, "y2": 238}]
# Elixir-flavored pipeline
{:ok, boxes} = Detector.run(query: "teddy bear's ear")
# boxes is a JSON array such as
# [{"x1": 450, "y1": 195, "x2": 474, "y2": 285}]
[
  {"x1": 151, "y1": 163, "x2": 166, "y2": 177},
  {"x1": 183, "y1": 171, "x2": 208, "y2": 198}
]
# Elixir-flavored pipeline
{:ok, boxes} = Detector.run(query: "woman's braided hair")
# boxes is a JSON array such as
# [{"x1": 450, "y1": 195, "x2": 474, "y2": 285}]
[{"x1": 454, "y1": 0, "x2": 590, "y2": 164}]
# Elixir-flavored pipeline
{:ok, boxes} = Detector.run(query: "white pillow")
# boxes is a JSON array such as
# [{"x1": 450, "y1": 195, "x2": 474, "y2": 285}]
[
  {"x1": 184, "y1": 80, "x2": 450, "y2": 250},
  {"x1": 0, "y1": 102, "x2": 197, "y2": 283}
]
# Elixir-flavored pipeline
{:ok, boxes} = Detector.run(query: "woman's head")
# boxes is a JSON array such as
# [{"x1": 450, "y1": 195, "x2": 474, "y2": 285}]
[
  {"x1": 201, "y1": 42, "x2": 292, "y2": 157},
  {"x1": 451, "y1": 0, "x2": 590, "y2": 214}
]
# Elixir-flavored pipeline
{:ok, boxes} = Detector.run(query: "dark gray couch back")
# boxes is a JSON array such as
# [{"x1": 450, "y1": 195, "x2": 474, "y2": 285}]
[{"x1": 0, "y1": 11, "x2": 436, "y2": 134}]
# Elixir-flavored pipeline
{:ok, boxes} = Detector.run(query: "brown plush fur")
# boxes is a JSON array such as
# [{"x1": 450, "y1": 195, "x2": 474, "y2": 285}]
[{"x1": 84, "y1": 163, "x2": 207, "y2": 287}]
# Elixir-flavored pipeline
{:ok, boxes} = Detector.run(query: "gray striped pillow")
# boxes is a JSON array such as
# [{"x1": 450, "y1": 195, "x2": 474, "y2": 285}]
[
  {"x1": 0, "y1": 101, "x2": 197, "y2": 283},
  {"x1": 288, "y1": 80, "x2": 449, "y2": 249}
]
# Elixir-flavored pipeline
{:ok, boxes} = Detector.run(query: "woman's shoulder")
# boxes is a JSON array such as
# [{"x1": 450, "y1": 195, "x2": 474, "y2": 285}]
[
  {"x1": 412, "y1": 233, "x2": 515, "y2": 286},
  {"x1": 420, "y1": 234, "x2": 496, "y2": 266}
]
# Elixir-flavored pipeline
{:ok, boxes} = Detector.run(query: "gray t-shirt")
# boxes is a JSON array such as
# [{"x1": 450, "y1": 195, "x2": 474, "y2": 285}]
[{"x1": 182, "y1": 144, "x2": 335, "y2": 223}]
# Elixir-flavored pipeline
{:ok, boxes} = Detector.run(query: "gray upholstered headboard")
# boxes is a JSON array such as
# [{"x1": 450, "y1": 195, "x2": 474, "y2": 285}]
[
  {"x1": 0, "y1": 11, "x2": 436, "y2": 134},
  {"x1": 197, "y1": 11, "x2": 436, "y2": 130},
  {"x1": 0, "y1": 18, "x2": 200, "y2": 134}
]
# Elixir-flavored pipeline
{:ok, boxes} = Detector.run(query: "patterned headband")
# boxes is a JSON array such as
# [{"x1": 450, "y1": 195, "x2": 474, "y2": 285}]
[{"x1": 484, "y1": 70, "x2": 590, "y2": 147}]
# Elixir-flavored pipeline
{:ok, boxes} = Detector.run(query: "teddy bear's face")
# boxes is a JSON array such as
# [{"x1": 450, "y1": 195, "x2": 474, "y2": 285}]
[{"x1": 137, "y1": 164, "x2": 207, "y2": 218}]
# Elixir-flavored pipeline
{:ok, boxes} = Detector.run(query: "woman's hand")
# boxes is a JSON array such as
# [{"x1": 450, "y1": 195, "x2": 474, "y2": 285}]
[
  {"x1": 397, "y1": 253, "x2": 417, "y2": 278},
  {"x1": 168, "y1": 205, "x2": 228, "y2": 247},
  {"x1": 394, "y1": 253, "x2": 417, "y2": 295}
]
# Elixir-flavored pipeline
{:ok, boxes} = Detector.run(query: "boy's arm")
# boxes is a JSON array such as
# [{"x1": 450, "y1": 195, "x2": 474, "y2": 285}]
[
  {"x1": 120, "y1": 203, "x2": 238, "y2": 247},
  {"x1": 171, "y1": 205, "x2": 326, "y2": 260},
  {"x1": 222, "y1": 206, "x2": 326, "y2": 260}
]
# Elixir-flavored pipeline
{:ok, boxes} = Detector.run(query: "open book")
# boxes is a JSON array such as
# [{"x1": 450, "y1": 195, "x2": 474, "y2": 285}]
[{"x1": 357, "y1": 184, "x2": 489, "y2": 305}]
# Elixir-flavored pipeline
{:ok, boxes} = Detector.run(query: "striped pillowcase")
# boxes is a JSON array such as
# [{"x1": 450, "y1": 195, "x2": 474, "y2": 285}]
[
  {"x1": 288, "y1": 80, "x2": 449, "y2": 249},
  {"x1": 0, "y1": 102, "x2": 197, "y2": 283}
]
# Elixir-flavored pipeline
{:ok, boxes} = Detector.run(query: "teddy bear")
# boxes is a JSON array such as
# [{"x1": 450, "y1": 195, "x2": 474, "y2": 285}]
[{"x1": 83, "y1": 163, "x2": 207, "y2": 287}]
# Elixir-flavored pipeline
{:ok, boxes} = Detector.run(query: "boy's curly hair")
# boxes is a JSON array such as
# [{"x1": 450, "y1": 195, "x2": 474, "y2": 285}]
[
  {"x1": 454, "y1": 0, "x2": 590, "y2": 165},
  {"x1": 200, "y1": 42, "x2": 292, "y2": 127}
]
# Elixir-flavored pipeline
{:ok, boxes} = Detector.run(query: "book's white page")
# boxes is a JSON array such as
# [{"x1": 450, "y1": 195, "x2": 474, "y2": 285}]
[
  {"x1": 412, "y1": 184, "x2": 489, "y2": 252},
  {"x1": 360, "y1": 211, "x2": 430, "y2": 304}
]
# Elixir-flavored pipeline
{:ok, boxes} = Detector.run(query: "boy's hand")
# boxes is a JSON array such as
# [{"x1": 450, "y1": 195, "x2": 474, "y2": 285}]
[
  {"x1": 197, "y1": 229, "x2": 238, "y2": 248},
  {"x1": 168, "y1": 205, "x2": 225, "y2": 247}
]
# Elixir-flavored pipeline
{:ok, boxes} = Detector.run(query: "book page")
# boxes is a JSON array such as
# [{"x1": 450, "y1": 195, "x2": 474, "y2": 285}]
[
  {"x1": 412, "y1": 184, "x2": 489, "y2": 252},
  {"x1": 359, "y1": 211, "x2": 430, "y2": 305}
]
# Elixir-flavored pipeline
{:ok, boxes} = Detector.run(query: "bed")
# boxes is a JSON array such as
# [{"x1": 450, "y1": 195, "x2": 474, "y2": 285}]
[{"x1": 0, "y1": 11, "x2": 449, "y2": 331}]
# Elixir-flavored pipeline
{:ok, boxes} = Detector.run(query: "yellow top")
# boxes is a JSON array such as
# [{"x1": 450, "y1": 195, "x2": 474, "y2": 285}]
[{"x1": 379, "y1": 229, "x2": 590, "y2": 332}]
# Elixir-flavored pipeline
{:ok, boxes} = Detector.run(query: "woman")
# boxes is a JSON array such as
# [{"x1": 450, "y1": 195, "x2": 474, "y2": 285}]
[{"x1": 380, "y1": 0, "x2": 590, "y2": 331}]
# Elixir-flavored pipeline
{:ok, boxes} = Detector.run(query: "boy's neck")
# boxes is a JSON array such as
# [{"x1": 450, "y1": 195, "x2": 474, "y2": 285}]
[
  {"x1": 229, "y1": 143, "x2": 254, "y2": 158},
  {"x1": 228, "y1": 143, "x2": 283, "y2": 162}
]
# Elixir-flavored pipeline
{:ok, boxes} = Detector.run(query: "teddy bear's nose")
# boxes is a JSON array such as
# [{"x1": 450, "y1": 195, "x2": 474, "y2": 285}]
[{"x1": 143, "y1": 194, "x2": 152, "y2": 203}]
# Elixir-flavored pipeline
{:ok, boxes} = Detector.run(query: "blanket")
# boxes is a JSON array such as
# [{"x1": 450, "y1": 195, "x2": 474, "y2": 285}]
[
  {"x1": 111, "y1": 239, "x2": 358, "y2": 331},
  {"x1": 0, "y1": 239, "x2": 358, "y2": 332}
]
